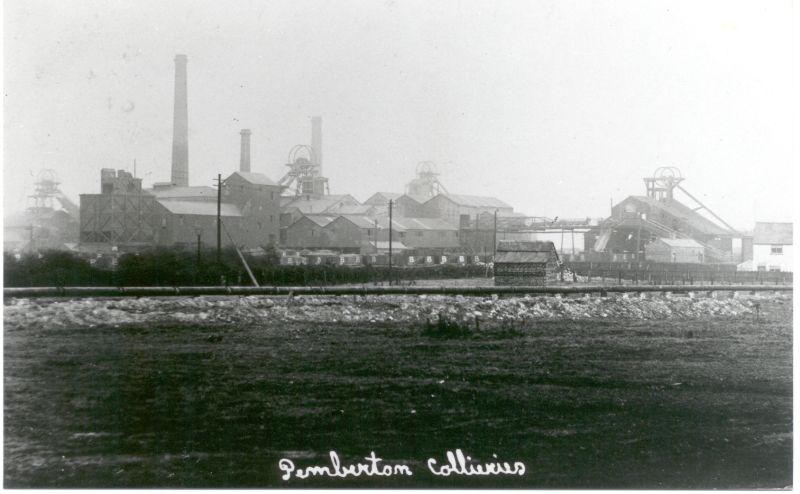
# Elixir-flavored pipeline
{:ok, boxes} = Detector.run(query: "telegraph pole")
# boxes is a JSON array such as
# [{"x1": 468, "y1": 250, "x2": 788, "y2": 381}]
[
  {"x1": 388, "y1": 199, "x2": 393, "y2": 273},
  {"x1": 215, "y1": 173, "x2": 223, "y2": 264},
  {"x1": 493, "y1": 209, "x2": 497, "y2": 262}
]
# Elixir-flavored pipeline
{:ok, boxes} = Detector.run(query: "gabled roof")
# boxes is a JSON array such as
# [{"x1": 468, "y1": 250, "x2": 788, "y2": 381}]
[
  {"x1": 433, "y1": 193, "x2": 512, "y2": 209},
  {"x1": 627, "y1": 196, "x2": 731, "y2": 236},
  {"x1": 753, "y1": 222, "x2": 793, "y2": 245},
  {"x1": 363, "y1": 192, "x2": 403, "y2": 205},
  {"x1": 294, "y1": 214, "x2": 338, "y2": 227},
  {"x1": 497, "y1": 240, "x2": 557, "y2": 252},
  {"x1": 658, "y1": 238, "x2": 704, "y2": 248},
  {"x1": 158, "y1": 199, "x2": 241, "y2": 217},
  {"x1": 229, "y1": 171, "x2": 279, "y2": 186},
  {"x1": 147, "y1": 186, "x2": 217, "y2": 200},
  {"x1": 335, "y1": 214, "x2": 377, "y2": 229}
]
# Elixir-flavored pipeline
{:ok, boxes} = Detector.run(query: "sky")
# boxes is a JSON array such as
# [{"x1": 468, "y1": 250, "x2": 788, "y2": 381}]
[{"x1": 3, "y1": 0, "x2": 794, "y2": 230}]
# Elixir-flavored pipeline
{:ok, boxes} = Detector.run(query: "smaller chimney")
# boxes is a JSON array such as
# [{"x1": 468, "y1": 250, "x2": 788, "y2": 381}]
[{"x1": 239, "y1": 129, "x2": 251, "y2": 172}]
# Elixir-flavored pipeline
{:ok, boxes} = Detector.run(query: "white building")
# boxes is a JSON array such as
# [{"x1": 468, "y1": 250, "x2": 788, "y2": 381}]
[{"x1": 751, "y1": 222, "x2": 793, "y2": 272}]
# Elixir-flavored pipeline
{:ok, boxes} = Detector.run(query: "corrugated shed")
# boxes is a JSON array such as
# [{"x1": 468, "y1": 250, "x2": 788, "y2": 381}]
[
  {"x1": 495, "y1": 251, "x2": 551, "y2": 263},
  {"x1": 158, "y1": 200, "x2": 241, "y2": 217},
  {"x1": 753, "y1": 222, "x2": 793, "y2": 245},
  {"x1": 230, "y1": 171, "x2": 279, "y2": 186}
]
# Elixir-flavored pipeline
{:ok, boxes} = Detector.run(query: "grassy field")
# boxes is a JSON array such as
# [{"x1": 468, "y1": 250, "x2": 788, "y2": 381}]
[{"x1": 4, "y1": 295, "x2": 792, "y2": 488}]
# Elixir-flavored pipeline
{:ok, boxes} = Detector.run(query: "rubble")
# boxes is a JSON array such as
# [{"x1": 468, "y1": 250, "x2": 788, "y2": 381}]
[{"x1": 4, "y1": 292, "x2": 786, "y2": 331}]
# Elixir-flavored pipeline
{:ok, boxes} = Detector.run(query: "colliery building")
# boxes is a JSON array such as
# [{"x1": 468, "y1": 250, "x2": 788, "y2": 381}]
[
  {"x1": 79, "y1": 54, "x2": 282, "y2": 251},
  {"x1": 79, "y1": 168, "x2": 281, "y2": 250},
  {"x1": 586, "y1": 168, "x2": 741, "y2": 264}
]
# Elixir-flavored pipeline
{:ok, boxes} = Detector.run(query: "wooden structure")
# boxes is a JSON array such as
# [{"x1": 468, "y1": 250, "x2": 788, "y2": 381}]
[
  {"x1": 494, "y1": 240, "x2": 560, "y2": 286},
  {"x1": 644, "y1": 238, "x2": 705, "y2": 263}
]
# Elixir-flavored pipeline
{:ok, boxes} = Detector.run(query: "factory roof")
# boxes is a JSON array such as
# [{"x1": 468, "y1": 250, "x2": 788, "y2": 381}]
[
  {"x1": 495, "y1": 251, "x2": 553, "y2": 264},
  {"x1": 433, "y1": 193, "x2": 513, "y2": 209},
  {"x1": 381, "y1": 217, "x2": 458, "y2": 231},
  {"x1": 157, "y1": 199, "x2": 241, "y2": 217},
  {"x1": 148, "y1": 186, "x2": 217, "y2": 200},
  {"x1": 336, "y1": 214, "x2": 378, "y2": 229},
  {"x1": 657, "y1": 238, "x2": 704, "y2": 248},
  {"x1": 363, "y1": 192, "x2": 403, "y2": 205},
  {"x1": 627, "y1": 196, "x2": 731, "y2": 236},
  {"x1": 497, "y1": 240, "x2": 558, "y2": 252},
  {"x1": 295, "y1": 214, "x2": 339, "y2": 227},
  {"x1": 753, "y1": 222, "x2": 793, "y2": 245},
  {"x1": 229, "y1": 171, "x2": 279, "y2": 186}
]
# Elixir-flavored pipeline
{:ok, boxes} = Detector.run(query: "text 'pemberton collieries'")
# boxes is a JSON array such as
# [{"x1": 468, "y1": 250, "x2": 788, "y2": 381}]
[{"x1": 279, "y1": 449, "x2": 526, "y2": 480}]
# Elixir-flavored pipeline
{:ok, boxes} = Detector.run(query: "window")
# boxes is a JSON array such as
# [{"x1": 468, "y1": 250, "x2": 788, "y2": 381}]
[
  {"x1": 769, "y1": 265, "x2": 781, "y2": 272},
  {"x1": 771, "y1": 245, "x2": 783, "y2": 255},
  {"x1": 271, "y1": 192, "x2": 274, "y2": 200}
]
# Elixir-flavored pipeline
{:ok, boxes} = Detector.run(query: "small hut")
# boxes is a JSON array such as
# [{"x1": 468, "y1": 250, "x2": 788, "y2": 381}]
[
  {"x1": 644, "y1": 238, "x2": 705, "y2": 263},
  {"x1": 494, "y1": 240, "x2": 561, "y2": 286}
]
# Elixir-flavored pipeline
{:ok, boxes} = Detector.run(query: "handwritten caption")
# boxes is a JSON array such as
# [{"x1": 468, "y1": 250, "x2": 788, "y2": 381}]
[{"x1": 279, "y1": 449, "x2": 525, "y2": 480}]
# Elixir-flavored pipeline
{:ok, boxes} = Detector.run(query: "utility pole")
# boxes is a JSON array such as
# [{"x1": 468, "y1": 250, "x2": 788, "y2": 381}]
[
  {"x1": 493, "y1": 209, "x2": 497, "y2": 262},
  {"x1": 215, "y1": 174, "x2": 224, "y2": 264},
  {"x1": 388, "y1": 199, "x2": 393, "y2": 274}
]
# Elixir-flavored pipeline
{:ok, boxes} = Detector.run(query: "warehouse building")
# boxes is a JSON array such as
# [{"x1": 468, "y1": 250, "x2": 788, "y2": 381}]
[
  {"x1": 80, "y1": 168, "x2": 281, "y2": 250},
  {"x1": 494, "y1": 240, "x2": 561, "y2": 286},
  {"x1": 380, "y1": 216, "x2": 460, "y2": 251},
  {"x1": 421, "y1": 193, "x2": 514, "y2": 226}
]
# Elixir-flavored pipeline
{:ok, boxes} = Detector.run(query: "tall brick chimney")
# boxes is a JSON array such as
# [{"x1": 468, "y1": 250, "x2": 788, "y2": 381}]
[
  {"x1": 311, "y1": 116, "x2": 322, "y2": 174},
  {"x1": 171, "y1": 54, "x2": 189, "y2": 187},
  {"x1": 239, "y1": 129, "x2": 251, "y2": 172}
]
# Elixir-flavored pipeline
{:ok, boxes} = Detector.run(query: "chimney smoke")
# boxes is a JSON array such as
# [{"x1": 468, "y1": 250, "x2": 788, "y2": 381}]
[
  {"x1": 239, "y1": 129, "x2": 252, "y2": 173},
  {"x1": 171, "y1": 54, "x2": 189, "y2": 187}
]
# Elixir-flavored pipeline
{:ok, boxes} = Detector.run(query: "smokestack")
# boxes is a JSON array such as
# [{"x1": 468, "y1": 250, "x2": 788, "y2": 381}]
[
  {"x1": 311, "y1": 116, "x2": 322, "y2": 173},
  {"x1": 171, "y1": 54, "x2": 189, "y2": 187},
  {"x1": 239, "y1": 129, "x2": 251, "y2": 173}
]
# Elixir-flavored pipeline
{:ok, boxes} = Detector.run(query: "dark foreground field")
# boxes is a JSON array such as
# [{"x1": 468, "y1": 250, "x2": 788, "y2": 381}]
[{"x1": 4, "y1": 295, "x2": 792, "y2": 488}]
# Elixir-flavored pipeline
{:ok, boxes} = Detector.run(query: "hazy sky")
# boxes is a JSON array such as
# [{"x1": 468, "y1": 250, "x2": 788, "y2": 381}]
[{"x1": 4, "y1": 0, "x2": 793, "y2": 229}]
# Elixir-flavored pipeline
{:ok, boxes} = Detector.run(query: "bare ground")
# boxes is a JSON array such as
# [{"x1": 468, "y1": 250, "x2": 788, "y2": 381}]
[{"x1": 3, "y1": 294, "x2": 792, "y2": 488}]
